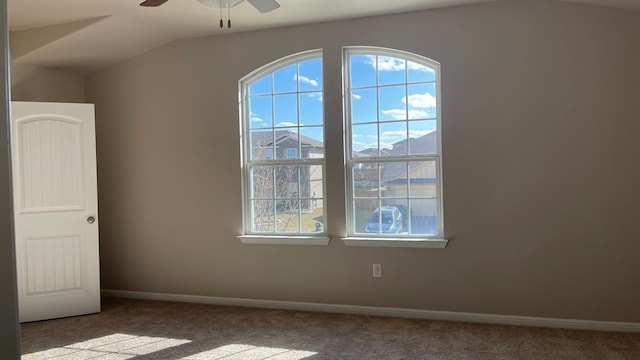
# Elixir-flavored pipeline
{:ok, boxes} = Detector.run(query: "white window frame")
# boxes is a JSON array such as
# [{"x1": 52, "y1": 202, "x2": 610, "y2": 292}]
[
  {"x1": 238, "y1": 49, "x2": 329, "y2": 245},
  {"x1": 341, "y1": 47, "x2": 447, "y2": 248}
]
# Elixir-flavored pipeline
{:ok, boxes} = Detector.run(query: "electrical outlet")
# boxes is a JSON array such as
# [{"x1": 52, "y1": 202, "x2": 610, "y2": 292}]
[{"x1": 372, "y1": 263, "x2": 382, "y2": 278}]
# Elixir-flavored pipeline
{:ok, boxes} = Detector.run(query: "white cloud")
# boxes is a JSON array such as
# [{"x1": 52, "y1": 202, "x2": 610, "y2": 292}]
[
  {"x1": 354, "y1": 129, "x2": 435, "y2": 151},
  {"x1": 251, "y1": 116, "x2": 264, "y2": 123},
  {"x1": 403, "y1": 93, "x2": 436, "y2": 109},
  {"x1": 352, "y1": 133, "x2": 377, "y2": 139},
  {"x1": 365, "y1": 55, "x2": 435, "y2": 73},
  {"x1": 352, "y1": 94, "x2": 362, "y2": 100},
  {"x1": 409, "y1": 129, "x2": 433, "y2": 138},
  {"x1": 381, "y1": 109, "x2": 405, "y2": 119},
  {"x1": 380, "y1": 129, "x2": 432, "y2": 141},
  {"x1": 366, "y1": 55, "x2": 404, "y2": 72},
  {"x1": 294, "y1": 74, "x2": 319, "y2": 87},
  {"x1": 307, "y1": 93, "x2": 323, "y2": 102},
  {"x1": 276, "y1": 121, "x2": 298, "y2": 127},
  {"x1": 381, "y1": 109, "x2": 429, "y2": 120},
  {"x1": 380, "y1": 131, "x2": 404, "y2": 141},
  {"x1": 407, "y1": 61, "x2": 435, "y2": 73}
]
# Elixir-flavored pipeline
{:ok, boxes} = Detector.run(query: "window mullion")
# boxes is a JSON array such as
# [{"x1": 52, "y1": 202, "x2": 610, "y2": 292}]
[
  {"x1": 350, "y1": 155, "x2": 440, "y2": 163},
  {"x1": 297, "y1": 166, "x2": 302, "y2": 232},
  {"x1": 249, "y1": 159, "x2": 324, "y2": 167}
]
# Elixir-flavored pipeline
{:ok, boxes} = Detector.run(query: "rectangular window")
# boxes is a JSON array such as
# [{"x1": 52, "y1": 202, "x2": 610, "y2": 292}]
[{"x1": 343, "y1": 47, "x2": 446, "y2": 247}]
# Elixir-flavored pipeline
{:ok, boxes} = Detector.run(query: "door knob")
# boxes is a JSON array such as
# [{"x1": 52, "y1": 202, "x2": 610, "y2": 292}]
[{"x1": 87, "y1": 216, "x2": 96, "y2": 224}]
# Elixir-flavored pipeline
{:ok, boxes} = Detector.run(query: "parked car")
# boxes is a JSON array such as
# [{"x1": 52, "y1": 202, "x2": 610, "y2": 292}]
[{"x1": 364, "y1": 206, "x2": 403, "y2": 234}]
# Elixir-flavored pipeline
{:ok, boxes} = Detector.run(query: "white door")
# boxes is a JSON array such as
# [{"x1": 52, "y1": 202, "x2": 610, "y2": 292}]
[{"x1": 11, "y1": 101, "x2": 100, "y2": 322}]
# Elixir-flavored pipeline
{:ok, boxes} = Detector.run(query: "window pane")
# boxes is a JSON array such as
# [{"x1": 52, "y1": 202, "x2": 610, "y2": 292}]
[
  {"x1": 379, "y1": 85, "x2": 407, "y2": 121},
  {"x1": 307, "y1": 166, "x2": 325, "y2": 233},
  {"x1": 306, "y1": 172, "x2": 325, "y2": 233},
  {"x1": 378, "y1": 56, "x2": 406, "y2": 86},
  {"x1": 353, "y1": 163, "x2": 380, "y2": 198},
  {"x1": 408, "y1": 161, "x2": 437, "y2": 198},
  {"x1": 408, "y1": 122, "x2": 437, "y2": 155},
  {"x1": 308, "y1": 170, "x2": 323, "y2": 201},
  {"x1": 350, "y1": 55, "x2": 376, "y2": 88},
  {"x1": 407, "y1": 83, "x2": 436, "y2": 119},
  {"x1": 252, "y1": 200, "x2": 274, "y2": 232},
  {"x1": 249, "y1": 74, "x2": 272, "y2": 95},
  {"x1": 274, "y1": 94, "x2": 298, "y2": 127},
  {"x1": 351, "y1": 88, "x2": 377, "y2": 124},
  {"x1": 382, "y1": 199, "x2": 408, "y2": 234},
  {"x1": 302, "y1": 209, "x2": 323, "y2": 233},
  {"x1": 250, "y1": 130, "x2": 274, "y2": 160},
  {"x1": 299, "y1": 92, "x2": 323, "y2": 126},
  {"x1": 361, "y1": 203, "x2": 406, "y2": 234},
  {"x1": 276, "y1": 200, "x2": 300, "y2": 232},
  {"x1": 351, "y1": 124, "x2": 378, "y2": 157},
  {"x1": 251, "y1": 166, "x2": 274, "y2": 199},
  {"x1": 407, "y1": 61, "x2": 436, "y2": 83},
  {"x1": 354, "y1": 199, "x2": 379, "y2": 234},
  {"x1": 300, "y1": 127, "x2": 324, "y2": 159},
  {"x1": 248, "y1": 96, "x2": 272, "y2": 129},
  {"x1": 409, "y1": 199, "x2": 438, "y2": 235},
  {"x1": 379, "y1": 122, "x2": 407, "y2": 155},
  {"x1": 275, "y1": 166, "x2": 299, "y2": 198},
  {"x1": 381, "y1": 162, "x2": 408, "y2": 198},
  {"x1": 298, "y1": 58, "x2": 322, "y2": 92},
  {"x1": 273, "y1": 64, "x2": 297, "y2": 93}
]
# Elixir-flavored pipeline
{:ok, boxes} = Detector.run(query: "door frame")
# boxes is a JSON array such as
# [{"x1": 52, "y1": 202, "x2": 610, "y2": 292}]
[{"x1": 1, "y1": 0, "x2": 22, "y2": 356}]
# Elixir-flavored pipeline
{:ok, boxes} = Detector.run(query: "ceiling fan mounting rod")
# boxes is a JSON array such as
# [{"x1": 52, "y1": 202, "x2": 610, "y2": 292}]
[{"x1": 140, "y1": 0, "x2": 281, "y2": 30}]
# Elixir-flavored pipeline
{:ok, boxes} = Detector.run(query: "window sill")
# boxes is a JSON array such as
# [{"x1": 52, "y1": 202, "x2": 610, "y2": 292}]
[
  {"x1": 238, "y1": 235, "x2": 331, "y2": 246},
  {"x1": 341, "y1": 237, "x2": 448, "y2": 248}
]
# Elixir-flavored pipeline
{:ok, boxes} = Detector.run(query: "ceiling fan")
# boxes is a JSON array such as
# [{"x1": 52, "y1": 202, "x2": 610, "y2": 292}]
[{"x1": 140, "y1": 0, "x2": 280, "y2": 28}]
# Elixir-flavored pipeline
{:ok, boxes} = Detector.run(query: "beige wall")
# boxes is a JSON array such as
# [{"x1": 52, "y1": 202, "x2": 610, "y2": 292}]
[
  {"x1": 1, "y1": 0, "x2": 22, "y2": 356},
  {"x1": 86, "y1": 0, "x2": 640, "y2": 322},
  {"x1": 10, "y1": 62, "x2": 85, "y2": 102}
]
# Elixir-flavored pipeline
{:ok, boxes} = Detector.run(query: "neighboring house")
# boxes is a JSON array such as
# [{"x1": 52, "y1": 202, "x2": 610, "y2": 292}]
[
  {"x1": 251, "y1": 130, "x2": 324, "y2": 209},
  {"x1": 355, "y1": 130, "x2": 438, "y2": 233},
  {"x1": 380, "y1": 130, "x2": 437, "y2": 199}
]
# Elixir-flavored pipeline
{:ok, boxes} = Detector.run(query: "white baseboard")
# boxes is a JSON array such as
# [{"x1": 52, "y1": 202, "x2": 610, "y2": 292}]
[{"x1": 101, "y1": 289, "x2": 639, "y2": 333}]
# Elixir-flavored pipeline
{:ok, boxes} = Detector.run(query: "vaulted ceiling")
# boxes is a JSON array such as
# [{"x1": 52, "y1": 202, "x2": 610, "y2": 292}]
[{"x1": 8, "y1": 0, "x2": 640, "y2": 74}]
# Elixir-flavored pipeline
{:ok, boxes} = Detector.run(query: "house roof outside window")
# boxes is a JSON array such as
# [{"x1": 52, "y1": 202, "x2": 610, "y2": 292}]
[
  {"x1": 251, "y1": 130, "x2": 324, "y2": 149},
  {"x1": 353, "y1": 130, "x2": 438, "y2": 184}
]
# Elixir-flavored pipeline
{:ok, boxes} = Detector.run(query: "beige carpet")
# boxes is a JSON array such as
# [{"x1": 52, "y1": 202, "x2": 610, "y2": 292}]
[{"x1": 20, "y1": 297, "x2": 640, "y2": 360}]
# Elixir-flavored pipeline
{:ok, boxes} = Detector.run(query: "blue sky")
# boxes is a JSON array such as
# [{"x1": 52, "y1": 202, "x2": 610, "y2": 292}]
[{"x1": 248, "y1": 54, "x2": 437, "y2": 154}]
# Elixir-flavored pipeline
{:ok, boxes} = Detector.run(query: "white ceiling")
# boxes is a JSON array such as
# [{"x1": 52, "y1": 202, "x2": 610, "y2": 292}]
[{"x1": 8, "y1": 0, "x2": 640, "y2": 74}]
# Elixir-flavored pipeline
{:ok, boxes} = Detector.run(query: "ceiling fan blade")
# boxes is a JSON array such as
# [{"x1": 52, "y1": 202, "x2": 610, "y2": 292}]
[
  {"x1": 247, "y1": 0, "x2": 280, "y2": 13},
  {"x1": 140, "y1": 0, "x2": 169, "y2": 7}
]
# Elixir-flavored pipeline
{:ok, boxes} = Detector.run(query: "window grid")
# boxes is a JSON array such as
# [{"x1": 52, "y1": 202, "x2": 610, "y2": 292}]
[
  {"x1": 241, "y1": 50, "x2": 325, "y2": 236},
  {"x1": 345, "y1": 47, "x2": 443, "y2": 238}
]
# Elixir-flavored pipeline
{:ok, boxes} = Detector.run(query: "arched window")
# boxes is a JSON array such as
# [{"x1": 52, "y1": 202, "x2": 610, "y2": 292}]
[
  {"x1": 239, "y1": 50, "x2": 327, "y2": 244},
  {"x1": 343, "y1": 47, "x2": 444, "y2": 245}
]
